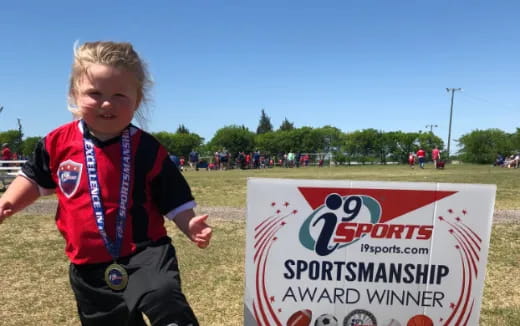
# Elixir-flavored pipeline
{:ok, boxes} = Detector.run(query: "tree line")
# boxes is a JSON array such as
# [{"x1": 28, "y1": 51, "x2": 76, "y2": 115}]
[{"x1": 1, "y1": 111, "x2": 518, "y2": 164}]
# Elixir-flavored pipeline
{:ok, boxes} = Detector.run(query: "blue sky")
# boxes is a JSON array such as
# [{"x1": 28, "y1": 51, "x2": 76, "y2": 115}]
[{"x1": 1, "y1": 1, "x2": 519, "y2": 152}]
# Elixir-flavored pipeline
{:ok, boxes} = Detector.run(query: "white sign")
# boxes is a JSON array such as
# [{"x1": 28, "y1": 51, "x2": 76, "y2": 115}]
[{"x1": 244, "y1": 178, "x2": 496, "y2": 326}]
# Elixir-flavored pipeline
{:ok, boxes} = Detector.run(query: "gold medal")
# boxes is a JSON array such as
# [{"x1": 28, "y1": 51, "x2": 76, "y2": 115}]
[{"x1": 104, "y1": 263, "x2": 128, "y2": 291}]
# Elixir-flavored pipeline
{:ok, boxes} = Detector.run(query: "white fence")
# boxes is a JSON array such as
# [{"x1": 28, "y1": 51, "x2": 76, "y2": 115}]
[{"x1": 0, "y1": 160, "x2": 25, "y2": 190}]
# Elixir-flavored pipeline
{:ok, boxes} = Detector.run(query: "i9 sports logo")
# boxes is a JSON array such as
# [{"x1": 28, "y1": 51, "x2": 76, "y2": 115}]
[{"x1": 298, "y1": 193, "x2": 433, "y2": 256}]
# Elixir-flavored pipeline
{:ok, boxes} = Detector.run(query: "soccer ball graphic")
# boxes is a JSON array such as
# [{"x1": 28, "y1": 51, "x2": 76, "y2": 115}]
[{"x1": 314, "y1": 314, "x2": 338, "y2": 326}]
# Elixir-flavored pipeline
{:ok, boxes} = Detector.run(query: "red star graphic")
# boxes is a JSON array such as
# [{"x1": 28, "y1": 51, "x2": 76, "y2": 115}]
[
  {"x1": 284, "y1": 202, "x2": 289, "y2": 207},
  {"x1": 292, "y1": 209, "x2": 298, "y2": 214},
  {"x1": 448, "y1": 209, "x2": 453, "y2": 213},
  {"x1": 271, "y1": 202, "x2": 276, "y2": 207},
  {"x1": 450, "y1": 302, "x2": 455, "y2": 309},
  {"x1": 462, "y1": 209, "x2": 467, "y2": 215},
  {"x1": 270, "y1": 296, "x2": 275, "y2": 303},
  {"x1": 273, "y1": 237, "x2": 278, "y2": 241},
  {"x1": 438, "y1": 216, "x2": 444, "y2": 221},
  {"x1": 281, "y1": 221, "x2": 286, "y2": 226},
  {"x1": 455, "y1": 245, "x2": 460, "y2": 249},
  {"x1": 278, "y1": 308, "x2": 282, "y2": 313},
  {"x1": 276, "y1": 209, "x2": 281, "y2": 214},
  {"x1": 455, "y1": 217, "x2": 461, "y2": 222},
  {"x1": 440, "y1": 318, "x2": 444, "y2": 322},
  {"x1": 449, "y1": 229, "x2": 454, "y2": 234}
]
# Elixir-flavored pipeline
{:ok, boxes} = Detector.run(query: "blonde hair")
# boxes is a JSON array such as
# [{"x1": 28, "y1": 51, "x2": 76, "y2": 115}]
[{"x1": 68, "y1": 41, "x2": 152, "y2": 127}]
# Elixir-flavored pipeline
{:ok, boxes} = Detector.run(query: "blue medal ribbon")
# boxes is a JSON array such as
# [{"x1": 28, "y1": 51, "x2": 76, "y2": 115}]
[{"x1": 83, "y1": 122, "x2": 132, "y2": 260}]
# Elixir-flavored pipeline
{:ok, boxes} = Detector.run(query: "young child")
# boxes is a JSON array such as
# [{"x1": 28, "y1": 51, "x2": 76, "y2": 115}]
[
  {"x1": 0, "y1": 41, "x2": 211, "y2": 326},
  {"x1": 408, "y1": 152, "x2": 415, "y2": 168}
]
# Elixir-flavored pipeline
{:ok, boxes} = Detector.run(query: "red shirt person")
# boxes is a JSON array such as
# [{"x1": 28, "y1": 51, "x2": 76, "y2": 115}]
[
  {"x1": 408, "y1": 152, "x2": 415, "y2": 168},
  {"x1": 432, "y1": 147, "x2": 441, "y2": 168},
  {"x1": 416, "y1": 148, "x2": 426, "y2": 169},
  {"x1": 1, "y1": 143, "x2": 12, "y2": 161}
]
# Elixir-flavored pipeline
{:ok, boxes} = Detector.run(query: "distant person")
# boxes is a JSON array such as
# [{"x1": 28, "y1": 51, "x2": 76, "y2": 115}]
[
  {"x1": 219, "y1": 150, "x2": 229, "y2": 170},
  {"x1": 432, "y1": 146, "x2": 441, "y2": 168},
  {"x1": 0, "y1": 41, "x2": 211, "y2": 325},
  {"x1": 169, "y1": 153, "x2": 180, "y2": 168},
  {"x1": 494, "y1": 154, "x2": 505, "y2": 167},
  {"x1": 408, "y1": 152, "x2": 416, "y2": 168},
  {"x1": 189, "y1": 149, "x2": 199, "y2": 171},
  {"x1": 287, "y1": 151, "x2": 295, "y2": 168},
  {"x1": 505, "y1": 154, "x2": 519, "y2": 168},
  {"x1": 1, "y1": 143, "x2": 12, "y2": 161},
  {"x1": 253, "y1": 151, "x2": 260, "y2": 169},
  {"x1": 179, "y1": 156, "x2": 185, "y2": 171},
  {"x1": 417, "y1": 148, "x2": 426, "y2": 169}
]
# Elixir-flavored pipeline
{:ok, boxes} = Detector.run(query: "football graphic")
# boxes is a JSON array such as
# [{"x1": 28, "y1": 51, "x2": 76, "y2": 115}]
[
  {"x1": 314, "y1": 313, "x2": 338, "y2": 326},
  {"x1": 287, "y1": 309, "x2": 312, "y2": 326}
]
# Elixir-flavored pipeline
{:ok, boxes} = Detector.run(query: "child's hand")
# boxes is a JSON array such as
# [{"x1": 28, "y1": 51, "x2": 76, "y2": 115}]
[
  {"x1": 188, "y1": 214, "x2": 212, "y2": 248},
  {"x1": 0, "y1": 201, "x2": 14, "y2": 224}
]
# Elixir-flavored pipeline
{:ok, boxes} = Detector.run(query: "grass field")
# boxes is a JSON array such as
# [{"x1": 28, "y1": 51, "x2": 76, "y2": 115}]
[
  {"x1": 186, "y1": 163, "x2": 519, "y2": 210},
  {"x1": 0, "y1": 164, "x2": 518, "y2": 325}
]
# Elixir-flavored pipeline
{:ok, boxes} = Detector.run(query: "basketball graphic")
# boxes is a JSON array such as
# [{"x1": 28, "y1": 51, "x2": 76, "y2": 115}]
[
  {"x1": 287, "y1": 309, "x2": 312, "y2": 326},
  {"x1": 382, "y1": 318, "x2": 402, "y2": 326},
  {"x1": 407, "y1": 314, "x2": 433, "y2": 326}
]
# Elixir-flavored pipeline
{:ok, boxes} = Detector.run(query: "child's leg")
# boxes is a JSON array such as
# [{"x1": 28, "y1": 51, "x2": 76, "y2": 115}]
[
  {"x1": 129, "y1": 243, "x2": 199, "y2": 326},
  {"x1": 69, "y1": 264, "x2": 131, "y2": 326}
]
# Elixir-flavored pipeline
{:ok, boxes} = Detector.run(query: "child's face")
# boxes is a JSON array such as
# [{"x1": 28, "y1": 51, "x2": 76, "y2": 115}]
[{"x1": 74, "y1": 63, "x2": 139, "y2": 140}]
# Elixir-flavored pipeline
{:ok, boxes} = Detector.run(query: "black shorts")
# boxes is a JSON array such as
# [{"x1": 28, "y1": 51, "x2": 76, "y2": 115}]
[{"x1": 69, "y1": 239, "x2": 198, "y2": 326}]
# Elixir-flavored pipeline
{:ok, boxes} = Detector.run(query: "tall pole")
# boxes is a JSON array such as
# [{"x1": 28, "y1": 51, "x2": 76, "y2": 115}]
[
  {"x1": 17, "y1": 118, "x2": 23, "y2": 155},
  {"x1": 446, "y1": 88, "x2": 462, "y2": 160},
  {"x1": 425, "y1": 124, "x2": 438, "y2": 133}
]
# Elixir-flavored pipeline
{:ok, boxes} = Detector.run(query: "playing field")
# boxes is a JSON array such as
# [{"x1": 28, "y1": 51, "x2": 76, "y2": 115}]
[{"x1": 0, "y1": 164, "x2": 518, "y2": 325}]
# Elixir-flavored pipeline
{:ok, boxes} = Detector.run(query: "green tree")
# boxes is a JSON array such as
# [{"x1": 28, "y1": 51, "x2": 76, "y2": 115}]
[
  {"x1": 278, "y1": 118, "x2": 294, "y2": 131},
  {"x1": 209, "y1": 125, "x2": 255, "y2": 156},
  {"x1": 21, "y1": 137, "x2": 42, "y2": 157},
  {"x1": 458, "y1": 129, "x2": 512, "y2": 163},
  {"x1": 346, "y1": 129, "x2": 381, "y2": 164},
  {"x1": 255, "y1": 132, "x2": 281, "y2": 155},
  {"x1": 315, "y1": 126, "x2": 345, "y2": 153},
  {"x1": 152, "y1": 131, "x2": 203, "y2": 158},
  {"x1": 176, "y1": 124, "x2": 190, "y2": 134},
  {"x1": 0, "y1": 130, "x2": 23, "y2": 154},
  {"x1": 256, "y1": 109, "x2": 273, "y2": 134},
  {"x1": 395, "y1": 131, "x2": 420, "y2": 163},
  {"x1": 512, "y1": 128, "x2": 520, "y2": 151}
]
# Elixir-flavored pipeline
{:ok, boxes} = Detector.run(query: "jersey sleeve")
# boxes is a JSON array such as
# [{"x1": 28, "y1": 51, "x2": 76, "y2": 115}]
[
  {"x1": 21, "y1": 137, "x2": 56, "y2": 190},
  {"x1": 151, "y1": 155, "x2": 195, "y2": 217}
]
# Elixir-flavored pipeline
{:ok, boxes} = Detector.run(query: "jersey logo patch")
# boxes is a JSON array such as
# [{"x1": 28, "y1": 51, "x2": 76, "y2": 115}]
[{"x1": 58, "y1": 160, "x2": 83, "y2": 198}]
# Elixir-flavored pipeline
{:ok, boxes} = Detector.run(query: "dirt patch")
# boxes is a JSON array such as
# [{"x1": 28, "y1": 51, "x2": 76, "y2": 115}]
[
  {"x1": 17, "y1": 198, "x2": 520, "y2": 224},
  {"x1": 493, "y1": 209, "x2": 520, "y2": 223}
]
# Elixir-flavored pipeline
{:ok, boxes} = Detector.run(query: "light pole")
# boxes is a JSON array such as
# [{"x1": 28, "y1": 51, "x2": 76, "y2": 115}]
[
  {"x1": 425, "y1": 124, "x2": 438, "y2": 133},
  {"x1": 17, "y1": 118, "x2": 23, "y2": 155},
  {"x1": 446, "y1": 88, "x2": 462, "y2": 159}
]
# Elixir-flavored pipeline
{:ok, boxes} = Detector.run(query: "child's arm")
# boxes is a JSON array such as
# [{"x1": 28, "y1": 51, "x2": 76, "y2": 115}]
[
  {"x1": 0, "y1": 176, "x2": 40, "y2": 223},
  {"x1": 173, "y1": 209, "x2": 212, "y2": 248}
]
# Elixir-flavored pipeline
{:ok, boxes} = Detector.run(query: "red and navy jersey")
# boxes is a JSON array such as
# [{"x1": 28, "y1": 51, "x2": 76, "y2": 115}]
[{"x1": 22, "y1": 121, "x2": 195, "y2": 265}]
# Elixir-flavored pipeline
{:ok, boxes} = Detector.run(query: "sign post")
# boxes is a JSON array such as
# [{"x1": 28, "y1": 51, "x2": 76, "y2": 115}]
[{"x1": 244, "y1": 178, "x2": 496, "y2": 326}]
